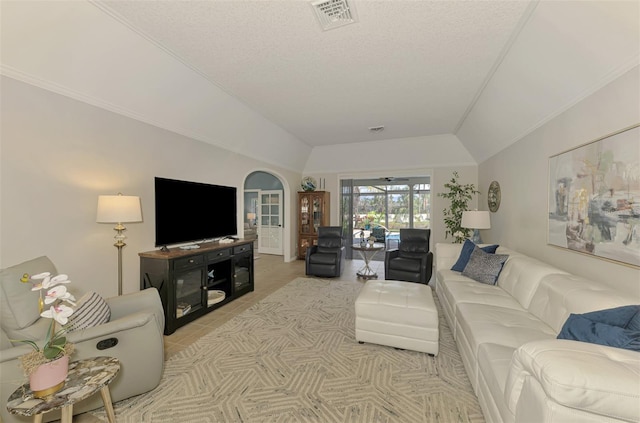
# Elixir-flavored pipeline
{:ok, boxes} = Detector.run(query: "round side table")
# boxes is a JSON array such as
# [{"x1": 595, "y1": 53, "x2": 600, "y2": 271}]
[
  {"x1": 7, "y1": 356, "x2": 120, "y2": 423},
  {"x1": 352, "y1": 243, "x2": 385, "y2": 279}
]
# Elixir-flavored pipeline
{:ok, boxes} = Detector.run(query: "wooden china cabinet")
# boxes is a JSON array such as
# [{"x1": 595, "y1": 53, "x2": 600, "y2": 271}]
[{"x1": 297, "y1": 191, "x2": 330, "y2": 259}]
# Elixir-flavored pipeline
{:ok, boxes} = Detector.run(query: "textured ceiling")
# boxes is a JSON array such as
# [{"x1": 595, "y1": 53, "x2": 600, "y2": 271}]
[
  {"x1": 3, "y1": 1, "x2": 637, "y2": 165},
  {"x1": 99, "y1": 0, "x2": 532, "y2": 147}
]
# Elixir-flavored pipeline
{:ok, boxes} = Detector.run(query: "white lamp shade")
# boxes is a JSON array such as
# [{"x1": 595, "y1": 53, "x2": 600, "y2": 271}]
[
  {"x1": 247, "y1": 213, "x2": 256, "y2": 220},
  {"x1": 461, "y1": 210, "x2": 491, "y2": 229},
  {"x1": 96, "y1": 195, "x2": 142, "y2": 223}
]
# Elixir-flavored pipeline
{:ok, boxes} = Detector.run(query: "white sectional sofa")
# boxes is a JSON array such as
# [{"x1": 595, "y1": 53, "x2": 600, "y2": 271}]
[{"x1": 435, "y1": 242, "x2": 640, "y2": 423}]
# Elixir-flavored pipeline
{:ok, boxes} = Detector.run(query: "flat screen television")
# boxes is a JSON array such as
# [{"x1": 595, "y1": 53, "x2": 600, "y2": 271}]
[{"x1": 155, "y1": 177, "x2": 237, "y2": 247}]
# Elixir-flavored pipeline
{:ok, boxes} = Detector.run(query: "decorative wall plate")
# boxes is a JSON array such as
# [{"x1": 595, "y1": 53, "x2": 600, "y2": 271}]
[
  {"x1": 301, "y1": 176, "x2": 317, "y2": 192},
  {"x1": 488, "y1": 180, "x2": 501, "y2": 212}
]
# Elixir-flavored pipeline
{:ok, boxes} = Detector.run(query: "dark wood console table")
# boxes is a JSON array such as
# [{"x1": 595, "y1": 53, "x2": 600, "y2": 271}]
[{"x1": 139, "y1": 240, "x2": 254, "y2": 335}]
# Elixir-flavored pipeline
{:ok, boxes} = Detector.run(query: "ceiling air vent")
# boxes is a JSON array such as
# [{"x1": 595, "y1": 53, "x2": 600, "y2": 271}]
[
  {"x1": 311, "y1": 0, "x2": 357, "y2": 31},
  {"x1": 369, "y1": 126, "x2": 385, "y2": 133}
]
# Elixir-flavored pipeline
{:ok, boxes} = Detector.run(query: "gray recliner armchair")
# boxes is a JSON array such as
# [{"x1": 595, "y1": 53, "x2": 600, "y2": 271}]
[
  {"x1": 1, "y1": 256, "x2": 165, "y2": 423},
  {"x1": 384, "y1": 228, "x2": 433, "y2": 284},
  {"x1": 305, "y1": 226, "x2": 346, "y2": 277}
]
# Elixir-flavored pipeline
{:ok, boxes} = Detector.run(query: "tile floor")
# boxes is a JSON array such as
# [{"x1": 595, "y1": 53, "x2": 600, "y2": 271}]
[{"x1": 164, "y1": 254, "x2": 385, "y2": 358}]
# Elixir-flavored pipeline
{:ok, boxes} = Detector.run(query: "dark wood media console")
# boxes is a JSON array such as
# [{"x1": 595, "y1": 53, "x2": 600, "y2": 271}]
[{"x1": 139, "y1": 239, "x2": 254, "y2": 335}]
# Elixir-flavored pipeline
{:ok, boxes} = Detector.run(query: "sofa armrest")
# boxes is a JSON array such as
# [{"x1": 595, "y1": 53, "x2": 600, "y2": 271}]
[
  {"x1": 435, "y1": 243, "x2": 463, "y2": 272},
  {"x1": 0, "y1": 311, "x2": 158, "y2": 362},
  {"x1": 384, "y1": 249, "x2": 399, "y2": 276},
  {"x1": 0, "y1": 342, "x2": 35, "y2": 363},
  {"x1": 106, "y1": 288, "x2": 164, "y2": 334},
  {"x1": 306, "y1": 245, "x2": 319, "y2": 259},
  {"x1": 384, "y1": 249, "x2": 400, "y2": 260},
  {"x1": 66, "y1": 310, "x2": 160, "y2": 344},
  {"x1": 506, "y1": 339, "x2": 640, "y2": 422}
]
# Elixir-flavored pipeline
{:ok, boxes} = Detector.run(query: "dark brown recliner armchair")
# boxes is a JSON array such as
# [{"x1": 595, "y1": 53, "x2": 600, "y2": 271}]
[
  {"x1": 384, "y1": 228, "x2": 433, "y2": 284},
  {"x1": 305, "y1": 226, "x2": 346, "y2": 277}
]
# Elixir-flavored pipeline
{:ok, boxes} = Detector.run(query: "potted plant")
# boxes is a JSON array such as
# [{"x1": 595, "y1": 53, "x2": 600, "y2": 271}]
[
  {"x1": 15, "y1": 272, "x2": 76, "y2": 397},
  {"x1": 437, "y1": 171, "x2": 480, "y2": 243}
]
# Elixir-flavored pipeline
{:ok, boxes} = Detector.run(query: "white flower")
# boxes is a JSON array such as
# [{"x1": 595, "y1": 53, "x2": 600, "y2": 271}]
[
  {"x1": 44, "y1": 285, "x2": 76, "y2": 306},
  {"x1": 29, "y1": 273, "x2": 70, "y2": 291},
  {"x1": 41, "y1": 304, "x2": 74, "y2": 325},
  {"x1": 47, "y1": 274, "x2": 70, "y2": 286},
  {"x1": 17, "y1": 271, "x2": 77, "y2": 362}
]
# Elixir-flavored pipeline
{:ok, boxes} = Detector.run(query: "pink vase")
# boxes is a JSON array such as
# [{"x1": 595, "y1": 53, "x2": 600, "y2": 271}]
[{"x1": 29, "y1": 355, "x2": 69, "y2": 398}]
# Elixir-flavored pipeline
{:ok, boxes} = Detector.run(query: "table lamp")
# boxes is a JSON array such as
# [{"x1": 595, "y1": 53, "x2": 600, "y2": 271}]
[
  {"x1": 247, "y1": 212, "x2": 256, "y2": 227},
  {"x1": 461, "y1": 210, "x2": 491, "y2": 244},
  {"x1": 96, "y1": 193, "x2": 142, "y2": 295}
]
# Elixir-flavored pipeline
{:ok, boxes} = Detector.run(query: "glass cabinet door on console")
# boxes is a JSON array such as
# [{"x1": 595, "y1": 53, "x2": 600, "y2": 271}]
[
  {"x1": 139, "y1": 240, "x2": 255, "y2": 335},
  {"x1": 297, "y1": 191, "x2": 330, "y2": 259},
  {"x1": 174, "y1": 261, "x2": 204, "y2": 319},
  {"x1": 233, "y1": 244, "x2": 254, "y2": 296}
]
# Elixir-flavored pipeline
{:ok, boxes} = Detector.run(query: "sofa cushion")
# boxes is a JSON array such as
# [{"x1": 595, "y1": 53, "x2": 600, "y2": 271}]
[
  {"x1": 557, "y1": 305, "x2": 640, "y2": 351},
  {"x1": 0, "y1": 256, "x2": 57, "y2": 331},
  {"x1": 437, "y1": 276, "x2": 522, "y2": 339},
  {"x1": 439, "y1": 279, "x2": 522, "y2": 314},
  {"x1": 507, "y1": 339, "x2": 640, "y2": 423},
  {"x1": 528, "y1": 273, "x2": 636, "y2": 333},
  {"x1": 67, "y1": 292, "x2": 111, "y2": 332},
  {"x1": 436, "y1": 243, "x2": 465, "y2": 272},
  {"x1": 317, "y1": 239, "x2": 341, "y2": 249},
  {"x1": 316, "y1": 246, "x2": 339, "y2": 254},
  {"x1": 455, "y1": 302, "x2": 556, "y2": 392},
  {"x1": 451, "y1": 239, "x2": 498, "y2": 272},
  {"x1": 309, "y1": 252, "x2": 338, "y2": 265},
  {"x1": 496, "y1": 256, "x2": 567, "y2": 309},
  {"x1": 477, "y1": 343, "x2": 517, "y2": 423},
  {"x1": 456, "y1": 302, "x2": 556, "y2": 355},
  {"x1": 389, "y1": 256, "x2": 422, "y2": 272},
  {"x1": 461, "y1": 246, "x2": 508, "y2": 285}
]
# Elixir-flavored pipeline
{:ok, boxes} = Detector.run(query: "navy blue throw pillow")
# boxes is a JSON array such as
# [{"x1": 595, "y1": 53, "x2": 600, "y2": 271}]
[
  {"x1": 451, "y1": 239, "x2": 499, "y2": 272},
  {"x1": 558, "y1": 305, "x2": 640, "y2": 351}
]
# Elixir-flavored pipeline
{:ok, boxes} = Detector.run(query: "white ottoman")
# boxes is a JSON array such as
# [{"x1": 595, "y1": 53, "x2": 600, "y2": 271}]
[{"x1": 355, "y1": 280, "x2": 439, "y2": 355}]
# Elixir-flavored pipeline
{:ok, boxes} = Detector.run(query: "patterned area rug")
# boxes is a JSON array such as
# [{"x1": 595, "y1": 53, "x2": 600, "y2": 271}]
[{"x1": 91, "y1": 278, "x2": 484, "y2": 422}]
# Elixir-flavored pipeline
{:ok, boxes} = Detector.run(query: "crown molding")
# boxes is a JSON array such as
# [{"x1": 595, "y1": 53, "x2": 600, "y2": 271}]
[
  {"x1": 491, "y1": 55, "x2": 640, "y2": 163},
  {"x1": 0, "y1": 65, "x2": 303, "y2": 173}
]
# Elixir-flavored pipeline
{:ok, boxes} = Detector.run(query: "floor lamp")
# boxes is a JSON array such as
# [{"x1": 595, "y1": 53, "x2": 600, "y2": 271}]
[
  {"x1": 461, "y1": 210, "x2": 491, "y2": 244},
  {"x1": 96, "y1": 194, "x2": 142, "y2": 295}
]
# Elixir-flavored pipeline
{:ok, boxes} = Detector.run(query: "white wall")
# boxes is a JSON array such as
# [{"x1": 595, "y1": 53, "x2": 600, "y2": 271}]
[
  {"x1": 1, "y1": 0, "x2": 310, "y2": 174},
  {"x1": 304, "y1": 134, "x2": 475, "y2": 174},
  {"x1": 0, "y1": 76, "x2": 301, "y2": 297},
  {"x1": 479, "y1": 66, "x2": 640, "y2": 297},
  {"x1": 3, "y1": 66, "x2": 637, "y2": 300}
]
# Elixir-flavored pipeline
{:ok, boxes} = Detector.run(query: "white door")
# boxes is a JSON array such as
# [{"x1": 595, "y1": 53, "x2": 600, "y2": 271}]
[{"x1": 258, "y1": 190, "x2": 283, "y2": 255}]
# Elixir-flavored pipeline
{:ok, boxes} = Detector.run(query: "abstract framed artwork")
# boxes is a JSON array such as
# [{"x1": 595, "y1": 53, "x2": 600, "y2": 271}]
[{"x1": 548, "y1": 124, "x2": 640, "y2": 267}]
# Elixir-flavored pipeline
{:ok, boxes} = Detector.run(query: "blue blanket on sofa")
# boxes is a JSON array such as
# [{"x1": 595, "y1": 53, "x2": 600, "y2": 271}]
[{"x1": 558, "y1": 305, "x2": 640, "y2": 351}]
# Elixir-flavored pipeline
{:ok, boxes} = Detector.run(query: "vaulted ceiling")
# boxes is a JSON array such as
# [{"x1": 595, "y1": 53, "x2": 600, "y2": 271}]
[
  {"x1": 2, "y1": 1, "x2": 638, "y2": 165},
  {"x1": 99, "y1": 0, "x2": 532, "y2": 148}
]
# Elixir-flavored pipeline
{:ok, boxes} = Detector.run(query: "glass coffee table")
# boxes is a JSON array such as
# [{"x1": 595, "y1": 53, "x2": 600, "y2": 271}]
[{"x1": 352, "y1": 243, "x2": 385, "y2": 279}]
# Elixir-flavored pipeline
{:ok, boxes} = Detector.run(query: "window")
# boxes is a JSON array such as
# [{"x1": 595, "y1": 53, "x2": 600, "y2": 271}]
[{"x1": 341, "y1": 176, "x2": 431, "y2": 258}]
